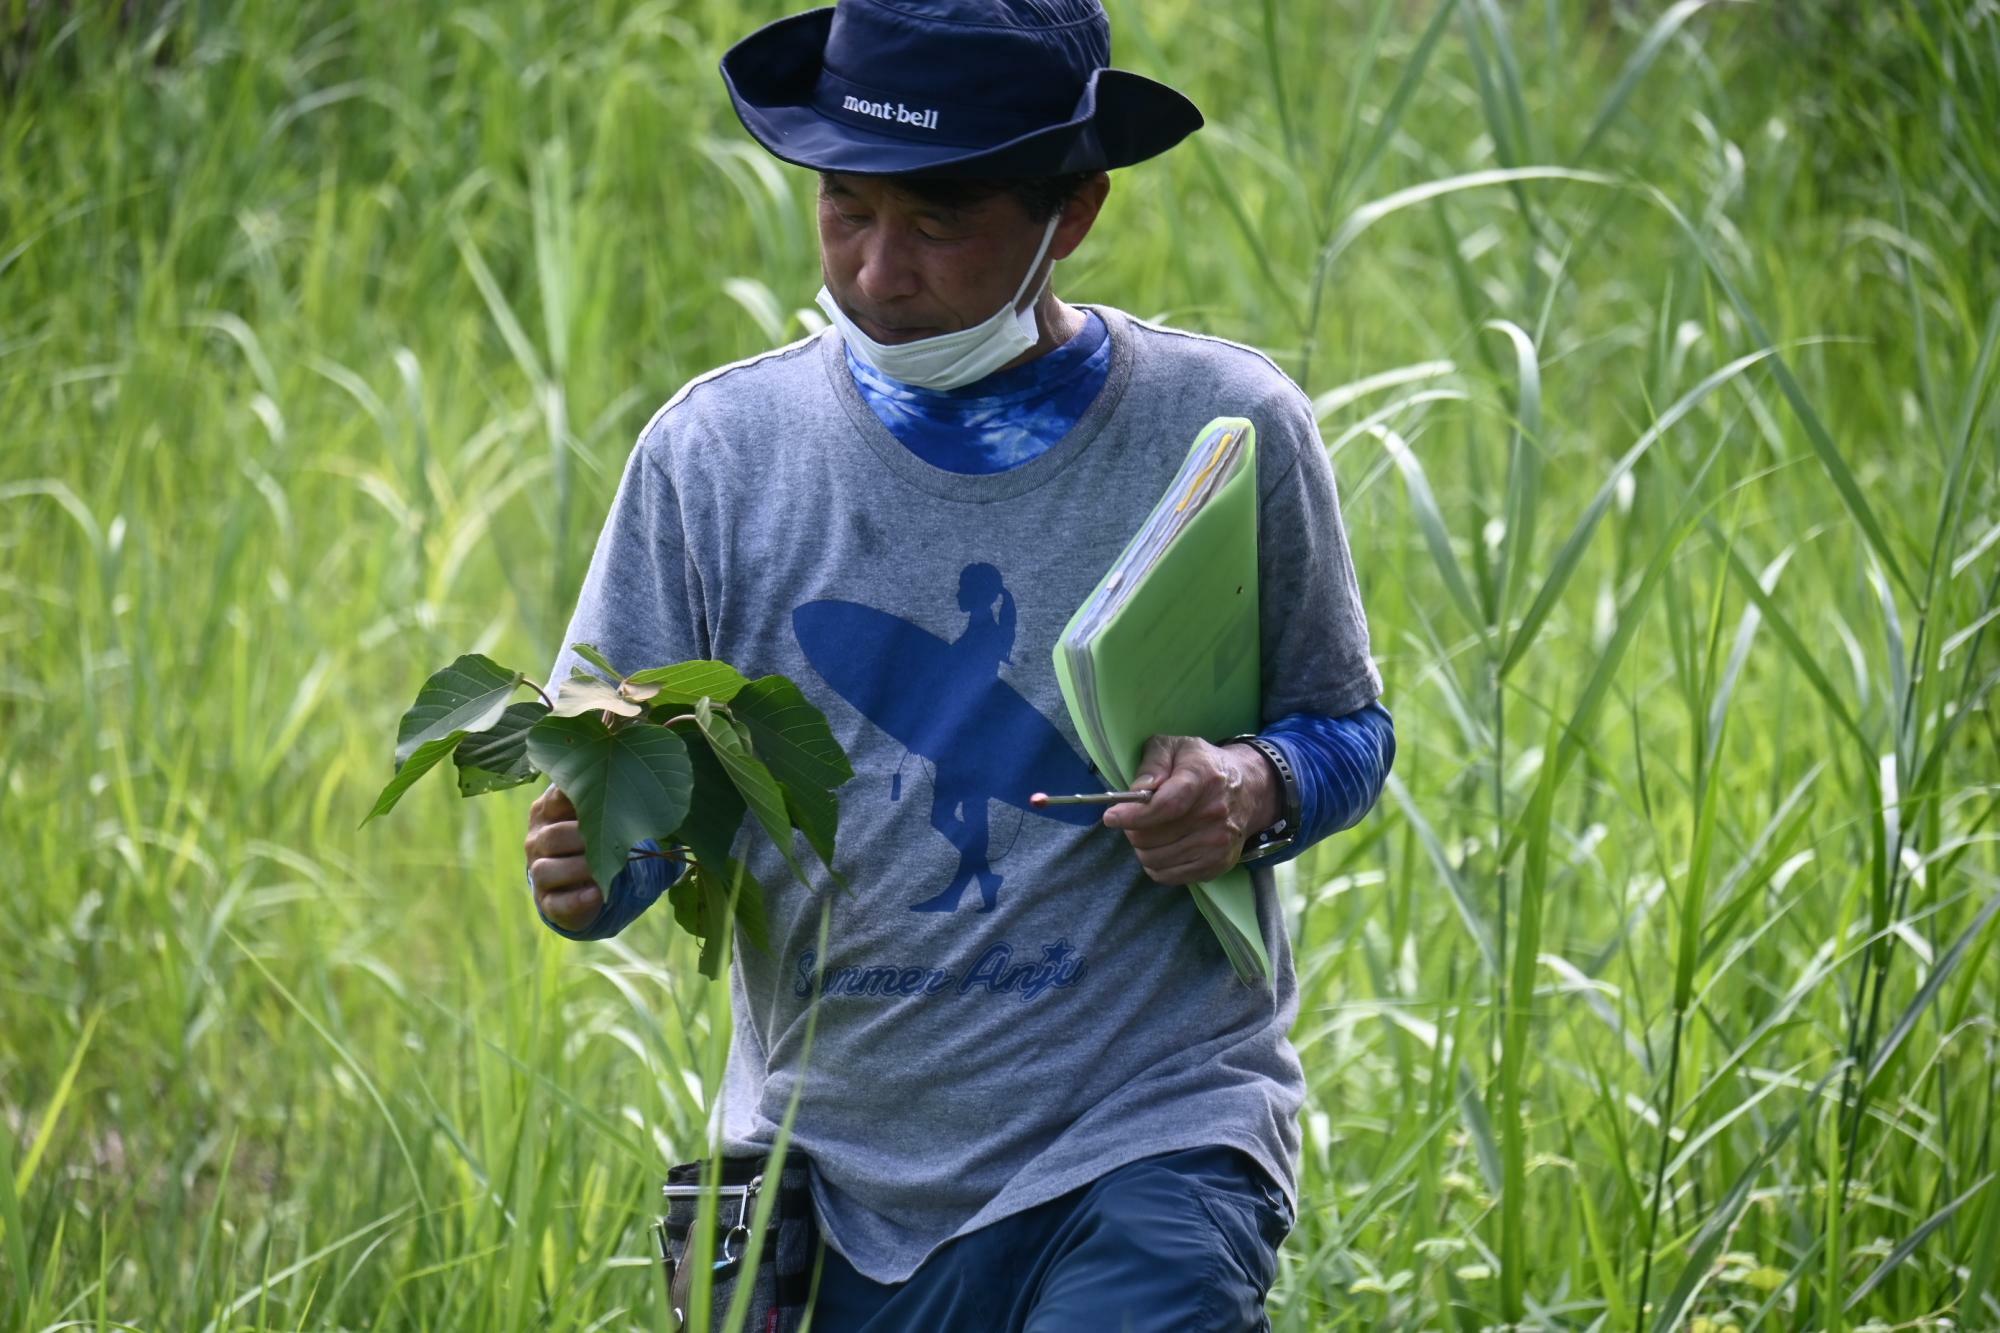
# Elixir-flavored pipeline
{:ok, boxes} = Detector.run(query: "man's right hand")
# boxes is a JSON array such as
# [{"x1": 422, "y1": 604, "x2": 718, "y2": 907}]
[{"x1": 525, "y1": 785, "x2": 605, "y2": 932}]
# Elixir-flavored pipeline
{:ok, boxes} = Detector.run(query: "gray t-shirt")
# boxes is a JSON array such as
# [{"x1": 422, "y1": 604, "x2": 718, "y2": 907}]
[{"x1": 544, "y1": 304, "x2": 1382, "y2": 1283}]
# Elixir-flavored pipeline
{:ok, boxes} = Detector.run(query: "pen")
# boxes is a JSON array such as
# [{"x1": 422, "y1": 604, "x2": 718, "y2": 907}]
[{"x1": 1029, "y1": 790, "x2": 1154, "y2": 807}]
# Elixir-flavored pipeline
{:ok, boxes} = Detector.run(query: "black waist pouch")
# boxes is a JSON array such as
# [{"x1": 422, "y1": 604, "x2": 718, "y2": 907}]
[{"x1": 655, "y1": 1154, "x2": 817, "y2": 1333}]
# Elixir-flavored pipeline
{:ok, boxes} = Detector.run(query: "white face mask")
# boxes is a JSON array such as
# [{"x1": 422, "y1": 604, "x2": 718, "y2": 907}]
[{"x1": 816, "y1": 213, "x2": 1062, "y2": 392}]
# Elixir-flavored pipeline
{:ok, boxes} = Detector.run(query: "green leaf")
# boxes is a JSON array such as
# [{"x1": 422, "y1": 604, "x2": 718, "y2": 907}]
[
  {"x1": 524, "y1": 714, "x2": 694, "y2": 894},
  {"x1": 712, "y1": 857, "x2": 771, "y2": 962},
  {"x1": 453, "y1": 701, "x2": 547, "y2": 795},
  {"x1": 361, "y1": 732, "x2": 470, "y2": 827},
  {"x1": 549, "y1": 674, "x2": 643, "y2": 718},
  {"x1": 673, "y1": 719, "x2": 747, "y2": 867},
  {"x1": 391, "y1": 653, "x2": 523, "y2": 767},
  {"x1": 733, "y1": 676, "x2": 853, "y2": 788},
  {"x1": 782, "y1": 783, "x2": 841, "y2": 878},
  {"x1": 696, "y1": 885, "x2": 728, "y2": 980},
  {"x1": 669, "y1": 861, "x2": 768, "y2": 980},
  {"x1": 670, "y1": 870, "x2": 727, "y2": 979},
  {"x1": 569, "y1": 642, "x2": 624, "y2": 679},
  {"x1": 626, "y1": 660, "x2": 750, "y2": 705},
  {"x1": 734, "y1": 675, "x2": 852, "y2": 874},
  {"x1": 669, "y1": 718, "x2": 772, "y2": 957},
  {"x1": 667, "y1": 866, "x2": 706, "y2": 942},
  {"x1": 694, "y1": 696, "x2": 806, "y2": 886}
]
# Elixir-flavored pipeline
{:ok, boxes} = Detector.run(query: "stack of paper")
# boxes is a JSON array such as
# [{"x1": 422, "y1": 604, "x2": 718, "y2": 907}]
[{"x1": 1052, "y1": 416, "x2": 1271, "y2": 986}]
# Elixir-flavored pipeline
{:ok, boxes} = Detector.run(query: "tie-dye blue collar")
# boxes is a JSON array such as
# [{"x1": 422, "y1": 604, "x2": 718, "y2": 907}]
[{"x1": 843, "y1": 308, "x2": 1111, "y2": 474}]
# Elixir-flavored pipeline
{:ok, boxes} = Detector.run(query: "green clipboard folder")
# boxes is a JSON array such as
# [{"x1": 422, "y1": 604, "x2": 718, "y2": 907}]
[{"x1": 1052, "y1": 416, "x2": 1272, "y2": 986}]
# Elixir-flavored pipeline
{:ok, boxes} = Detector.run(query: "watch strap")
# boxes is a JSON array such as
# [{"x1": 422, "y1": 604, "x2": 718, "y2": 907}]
[{"x1": 1220, "y1": 732, "x2": 1300, "y2": 861}]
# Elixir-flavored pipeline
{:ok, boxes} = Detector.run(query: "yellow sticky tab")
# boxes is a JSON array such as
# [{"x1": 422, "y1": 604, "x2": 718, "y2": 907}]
[{"x1": 1174, "y1": 426, "x2": 1239, "y2": 514}]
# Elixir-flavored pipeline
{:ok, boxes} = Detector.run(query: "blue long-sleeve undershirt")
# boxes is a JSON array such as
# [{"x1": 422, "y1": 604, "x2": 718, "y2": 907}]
[{"x1": 1244, "y1": 701, "x2": 1397, "y2": 867}]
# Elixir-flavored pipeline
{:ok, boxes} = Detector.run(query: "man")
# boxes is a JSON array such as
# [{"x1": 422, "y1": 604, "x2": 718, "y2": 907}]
[{"x1": 522, "y1": 1, "x2": 1395, "y2": 1327}]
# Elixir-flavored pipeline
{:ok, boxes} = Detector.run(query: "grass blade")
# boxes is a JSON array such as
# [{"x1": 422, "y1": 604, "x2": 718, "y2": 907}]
[
  {"x1": 1500, "y1": 348, "x2": 1776, "y2": 677},
  {"x1": 1651, "y1": 1068, "x2": 1842, "y2": 1332},
  {"x1": 1388, "y1": 774, "x2": 1500, "y2": 973},
  {"x1": 1484, "y1": 319, "x2": 1544, "y2": 631},
  {"x1": 1844, "y1": 1173, "x2": 1995, "y2": 1311},
  {"x1": 1576, "y1": 0, "x2": 1718, "y2": 161},
  {"x1": 1864, "y1": 887, "x2": 2000, "y2": 1093},
  {"x1": 1647, "y1": 186, "x2": 1918, "y2": 598},
  {"x1": 12, "y1": 1011, "x2": 98, "y2": 1199},
  {"x1": 1318, "y1": 167, "x2": 1618, "y2": 276},
  {"x1": 1375, "y1": 424, "x2": 1486, "y2": 634}
]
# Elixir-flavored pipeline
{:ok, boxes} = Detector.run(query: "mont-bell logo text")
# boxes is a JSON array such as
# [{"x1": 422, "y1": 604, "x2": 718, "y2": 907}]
[{"x1": 842, "y1": 94, "x2": 940, "y2": 132}]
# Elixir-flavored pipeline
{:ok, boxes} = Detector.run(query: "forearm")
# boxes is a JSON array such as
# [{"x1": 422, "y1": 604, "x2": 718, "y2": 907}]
[{"x1": 1247, "y1": 701, "x2": 1396, "y2": 865}]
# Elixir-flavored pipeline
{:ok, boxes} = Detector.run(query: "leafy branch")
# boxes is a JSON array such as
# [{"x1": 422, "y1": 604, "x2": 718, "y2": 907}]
[{"x1": 360, "y1": 646, "x2": 854, "y2": 977}]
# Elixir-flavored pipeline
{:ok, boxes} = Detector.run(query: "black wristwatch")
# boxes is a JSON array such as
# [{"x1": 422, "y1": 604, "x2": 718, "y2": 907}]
[{"x1": 1220, "y1": 733, "x2": 1299, "y2": 863}]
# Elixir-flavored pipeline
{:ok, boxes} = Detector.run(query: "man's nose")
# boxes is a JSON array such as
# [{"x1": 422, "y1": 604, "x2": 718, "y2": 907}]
[{"x1": 852, "y1": 231, "x2": 920, "y2": 304}]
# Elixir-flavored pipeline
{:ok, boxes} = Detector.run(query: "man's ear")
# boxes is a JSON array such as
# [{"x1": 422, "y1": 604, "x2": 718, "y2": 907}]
[{"x1": 1050, "y1": 171, "x2": 1111, "y2": 262}]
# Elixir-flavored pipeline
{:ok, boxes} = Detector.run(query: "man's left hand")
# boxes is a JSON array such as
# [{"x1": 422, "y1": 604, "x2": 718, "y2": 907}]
[{"x1": 1102, "y1": 735, "x2": 1281, "y2": 885}]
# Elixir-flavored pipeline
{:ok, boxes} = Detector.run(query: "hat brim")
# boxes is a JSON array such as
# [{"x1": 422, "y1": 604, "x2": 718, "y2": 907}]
[{"x1": 719, "y1": 7, "x2": 1202, "y2": 178}]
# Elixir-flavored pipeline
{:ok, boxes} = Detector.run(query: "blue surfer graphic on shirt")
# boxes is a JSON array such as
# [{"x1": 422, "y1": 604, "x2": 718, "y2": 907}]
[{"x1": 793, "y1": 563, "x2": 1101, "y2": 913}]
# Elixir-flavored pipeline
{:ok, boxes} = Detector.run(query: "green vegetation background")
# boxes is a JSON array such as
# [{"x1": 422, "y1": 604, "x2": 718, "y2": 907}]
[{"x1": 3, "y1": 1, "x2": 1996, "y2": 1328}]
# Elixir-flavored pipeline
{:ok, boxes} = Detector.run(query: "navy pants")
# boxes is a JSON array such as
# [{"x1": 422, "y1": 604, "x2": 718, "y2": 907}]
[{"x1": 810, "y1": 1146, "x2": 1294, "y2": 1332}]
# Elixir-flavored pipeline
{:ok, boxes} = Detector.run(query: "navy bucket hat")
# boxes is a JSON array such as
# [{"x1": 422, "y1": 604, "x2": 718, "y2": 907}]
[{"x1": 719, "y1": 0, "x2": 1203, "y2": 178}]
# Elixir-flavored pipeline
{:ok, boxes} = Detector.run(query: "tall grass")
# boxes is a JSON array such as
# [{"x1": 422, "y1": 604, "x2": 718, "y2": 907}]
[{"x1": 3, "y1": 0, "x2": 1996, "y2": 1328}]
